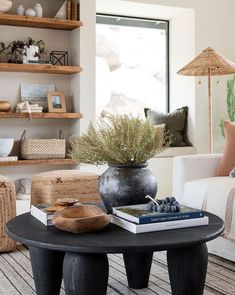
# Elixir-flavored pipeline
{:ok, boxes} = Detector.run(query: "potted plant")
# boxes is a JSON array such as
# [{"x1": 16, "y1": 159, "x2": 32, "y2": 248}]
[
  {"x1": 70, "y1": 115, "x2": 172, "y2": 213},
  {"x1": 0, "y1": 42, "x2": 6, "y2": 62},
  {"x1": 6, "y1": 37, "x2": 46, "y2": 63}
]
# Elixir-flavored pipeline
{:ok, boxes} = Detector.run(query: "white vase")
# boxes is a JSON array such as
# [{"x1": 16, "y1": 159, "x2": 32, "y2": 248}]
[
  {"x1": 17, "y1": 5, "x2": 25, "y2": 16},
  {"x1": 25, "y1": 8, "x2": 36, "y2": 17},
  {"x1": 34, "y1": 3, "x2": 43, "y2": 17}
]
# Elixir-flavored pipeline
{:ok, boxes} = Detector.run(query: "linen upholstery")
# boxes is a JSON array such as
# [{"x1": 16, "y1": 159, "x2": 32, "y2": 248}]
[{"x1": 145, "y1": 106, "x2": 189, "y2": 147}]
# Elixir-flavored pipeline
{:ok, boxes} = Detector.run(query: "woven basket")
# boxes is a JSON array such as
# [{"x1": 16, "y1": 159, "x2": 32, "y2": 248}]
[{"x1": 20, "y1": 130, "x2": 65, "y2": 160}]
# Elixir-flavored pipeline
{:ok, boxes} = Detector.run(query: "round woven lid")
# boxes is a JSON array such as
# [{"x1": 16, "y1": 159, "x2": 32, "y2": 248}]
[{"x1": 177, "y1": 47, "x2": 235, "y2": 76}]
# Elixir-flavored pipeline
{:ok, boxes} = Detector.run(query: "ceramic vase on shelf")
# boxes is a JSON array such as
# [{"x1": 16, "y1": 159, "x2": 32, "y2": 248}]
[
  {"x1": 34, "y1": 3, "x2": 43, "y2": 17},
  {"x1": 17, "y1": 5, "x2": 24, "y2": 16},
  {"x1": 99, "y1": 162, "x2": 158, "y2": 213}
]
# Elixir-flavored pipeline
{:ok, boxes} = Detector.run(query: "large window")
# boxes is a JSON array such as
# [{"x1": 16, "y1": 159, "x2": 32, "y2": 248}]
[{"x1": 96, "y1": 14, "x2": 169, "y2": 119}]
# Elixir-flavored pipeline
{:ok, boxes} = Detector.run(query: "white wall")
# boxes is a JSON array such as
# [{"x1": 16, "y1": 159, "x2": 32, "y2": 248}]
[{"x1": 125, "y1": 0, "x2": 235, "y2": 153}]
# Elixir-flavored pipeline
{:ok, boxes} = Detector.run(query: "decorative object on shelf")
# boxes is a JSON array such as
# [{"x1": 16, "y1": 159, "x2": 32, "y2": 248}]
[
  {"x1": 21, "y1": 83, "x2": 55, "y2": 110},
  {"x1": 219, "y1": 75, "x2": 235, "y2": 137},
  {"x1": 54, "y1": 1, "x2": 66, "y2": 19},
  {"x1": 70, "y1": 115, "x2": 172, "y2": 213},
  {"x1": 0, "y1": 41, "x2": 6, "y2": 62},
  {"x1": 25, "y1": 8, "x2": 36, "y2": 17},
  {"x1": 177, "y1": 47, "x2": 235, "y2": 153},
  {"x1": 17, "y1": 5, "x2": 25, "y2": 16},
  {"x1": 0, "y1": 0, "x2": 12, "y2": 14},
  {"x1": 34, "y1": 3, "x2": 43, "y2": 17},
  {"x1": 0, "y1": 100, "x2": 11, "y2": 111},
  {"x1": 5, "y1": 37, "x2": 46, "y2": 63},
  {"x1": 47, "y1": 91, "x2": 67, "y2": 112},
  {"x1": 16, "y1": 178, "x2": 31, "y2": 200},
  {"x1": 20, "y1": 130, "x2": 66, "y2": 160},
  {"x1": 52, "y1": 205, "x2": 110, "y2": 234},
  {"x1": 0, "y1": 138, "x2": 14, "y2": 157},
  {"x1": 50, "y1": 51, "x2": 68, "y2": 66},
  {"x1": 65, "y1": 0, "x2": 79, "y2": 20}
]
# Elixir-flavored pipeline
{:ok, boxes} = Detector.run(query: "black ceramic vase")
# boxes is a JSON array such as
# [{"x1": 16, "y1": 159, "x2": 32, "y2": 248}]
[{"x1": 99, "y1": 163, "x2": 157, "y2": 213}]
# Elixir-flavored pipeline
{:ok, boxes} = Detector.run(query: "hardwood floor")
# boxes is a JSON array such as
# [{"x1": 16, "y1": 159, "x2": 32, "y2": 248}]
[{"x1": 0, "y1": 245, "x2": 234, "y2": 294}]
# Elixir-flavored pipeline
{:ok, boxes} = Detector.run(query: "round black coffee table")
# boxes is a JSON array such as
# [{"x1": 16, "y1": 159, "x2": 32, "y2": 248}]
[{"x1": 6, "y1": 212, "x2": 224, "y2": 295}]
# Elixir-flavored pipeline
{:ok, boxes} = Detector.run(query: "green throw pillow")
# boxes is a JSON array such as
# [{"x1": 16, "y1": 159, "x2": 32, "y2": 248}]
[{"x1": 144, "y1": 106, "x2": 190, "y2": 147}]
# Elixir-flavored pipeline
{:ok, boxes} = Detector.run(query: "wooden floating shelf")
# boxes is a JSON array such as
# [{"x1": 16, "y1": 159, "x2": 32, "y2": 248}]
[
  {"x1": 0, "y1": 112, "x2": 83, "y2": 119},
  {"x1": 0, "y1": 159, "x2": 77, "y2": 167},
  {"x1": 0, "y1": 63, "x2": 82, "y2": 74},
  {"x1": 0, "y1": 14, "x2": 83, "y2": 30}
]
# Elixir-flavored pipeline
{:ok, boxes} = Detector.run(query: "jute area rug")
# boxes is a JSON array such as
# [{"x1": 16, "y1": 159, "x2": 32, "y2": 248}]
[{"x1": 0, "y1": 245, "x2": 235, "y2": 295}]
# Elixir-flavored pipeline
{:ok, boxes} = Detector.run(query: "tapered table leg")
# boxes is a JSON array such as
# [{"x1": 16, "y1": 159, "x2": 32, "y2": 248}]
[
  {"x1": 167, "y1": 243, "x2": 208, "y2": 295},
  {"x1": 29, "y1": 246, "x2": 65, "y2": 295},
  {"x1": 123, "y1": 252, "x2": 153, "y2": 289},
  {"x1": 63, "y1": 252, "x2": 109, "y2": 295}
]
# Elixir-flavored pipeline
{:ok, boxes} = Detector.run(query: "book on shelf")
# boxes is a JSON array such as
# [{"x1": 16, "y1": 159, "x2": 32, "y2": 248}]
[
  {"x1": 111, "y1": 214, "x2": 209, "y2": 234},
  {"x1": 66, "y1": 0, "x2": 72, "y2": 20},
  {"x1": 112, "y1": 204, "x2": 205, "y2": 224},
  {"x1": 30, "y1": 204, "x2": 54, "y2": 226},
  {"x1": 0, "y1": 156, "x2": 18, "y2": 161}
]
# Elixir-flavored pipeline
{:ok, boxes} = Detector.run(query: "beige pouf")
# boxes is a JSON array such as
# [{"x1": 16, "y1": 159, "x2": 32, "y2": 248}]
[
  {"x1": 0, "y1": 176, "x2": 16, "y2": 252},
  {"x1": 31, "y1": 170, "x2": 101, "y2": 205}
]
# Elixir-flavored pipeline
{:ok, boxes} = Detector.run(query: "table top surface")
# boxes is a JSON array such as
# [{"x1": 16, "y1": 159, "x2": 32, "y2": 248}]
[{"x1": 6, "y1": 212, "x2": 224, "y2": 254}]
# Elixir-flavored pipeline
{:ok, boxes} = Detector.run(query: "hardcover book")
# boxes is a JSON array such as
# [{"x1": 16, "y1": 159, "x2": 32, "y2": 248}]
[
  {"x1": 111, "y1": 214, "x2": 209, "y2": 234},
  {"x1": 112, "y1": 204, "x2": 205, "y2": 224},
  {"x1": 30, "y1": 204, "x2": 54, "y2": 226}
]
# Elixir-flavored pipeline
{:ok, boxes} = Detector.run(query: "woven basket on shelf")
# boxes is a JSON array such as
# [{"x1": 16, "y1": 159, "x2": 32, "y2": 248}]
[{"x1": 20, "y1": 130, "x2": 66, "y2": 160}]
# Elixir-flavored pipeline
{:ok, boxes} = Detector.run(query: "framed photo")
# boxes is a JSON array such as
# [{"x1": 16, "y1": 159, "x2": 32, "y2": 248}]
[{"x1": 47, "y1": 91, "x2": 67, "y2": 112}]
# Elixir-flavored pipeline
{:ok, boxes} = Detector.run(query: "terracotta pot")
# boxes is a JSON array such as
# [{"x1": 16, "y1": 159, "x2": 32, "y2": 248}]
[{"x1": 0, "y1": 101, "x2": 11, "y2": 112}]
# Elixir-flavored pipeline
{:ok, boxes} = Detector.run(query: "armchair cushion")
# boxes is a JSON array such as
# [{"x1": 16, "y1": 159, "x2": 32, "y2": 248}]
[{"x1": 217, "y1": 121, "x2": 235, "y2": 176}]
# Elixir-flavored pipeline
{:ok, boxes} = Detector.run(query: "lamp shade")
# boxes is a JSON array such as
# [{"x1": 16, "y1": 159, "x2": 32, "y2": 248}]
[{"x1": 177, "y1": 47, "x2": 235, "y2": 76}]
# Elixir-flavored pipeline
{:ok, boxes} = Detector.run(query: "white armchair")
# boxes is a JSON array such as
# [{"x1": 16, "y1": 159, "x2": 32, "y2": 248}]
[{"x1": 173, "y1": 154, "x2": 235, "y2": 262}]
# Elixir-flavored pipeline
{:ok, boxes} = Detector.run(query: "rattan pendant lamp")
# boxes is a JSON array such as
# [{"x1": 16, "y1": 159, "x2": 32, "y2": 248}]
[{"x1": 177, "y1": 47, "x2": 235, "y2": 153}]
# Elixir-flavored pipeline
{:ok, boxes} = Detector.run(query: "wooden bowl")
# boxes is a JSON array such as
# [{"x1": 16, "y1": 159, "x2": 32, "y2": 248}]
[
  {"x1": 0, "y1": 101, "x2": 11, "y2": 112},
  {"x1": 52, "y1": 205, "x2": 110, "y2": 234}
]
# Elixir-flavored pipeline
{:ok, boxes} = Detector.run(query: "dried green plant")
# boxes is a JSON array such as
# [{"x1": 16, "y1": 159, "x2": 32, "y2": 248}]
[{"x1": 70, "y1": 115, "x2": 172, "y2": 165}]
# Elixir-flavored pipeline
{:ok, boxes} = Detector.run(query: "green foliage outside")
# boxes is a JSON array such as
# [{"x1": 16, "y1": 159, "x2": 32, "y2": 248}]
[
  {"x1": 219, "y1": 75, "x2": 235, "y2": 136},
  {"x1": 70, "y1": 115, "x2": 172, "y2": 165}
]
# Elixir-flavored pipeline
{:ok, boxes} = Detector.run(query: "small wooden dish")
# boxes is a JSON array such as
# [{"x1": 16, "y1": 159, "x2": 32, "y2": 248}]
[{"x1": 52, "y1": 205, "x2": 110, "y2": 234}]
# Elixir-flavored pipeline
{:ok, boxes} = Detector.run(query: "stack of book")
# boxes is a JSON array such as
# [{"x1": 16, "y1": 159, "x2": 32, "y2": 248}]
[
  {"x1": 111, "y1": 204, "x2": 208, "y2": 234},
  {"x1": 31, "y1": 204, "x2": 54, "y2": 226},
  {"x1": 66, "y1": 0, "x2": 79, "y2": 21},
  {"x1": 15, "y1": 104, "x2": 43, "y2": 113},
  {"x1": 0, "y1": 156, "x2": 18, "y2": 162}
]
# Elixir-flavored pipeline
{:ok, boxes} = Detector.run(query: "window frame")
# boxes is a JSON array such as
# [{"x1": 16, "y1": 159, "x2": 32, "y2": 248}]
[{"x1": 96, "y1": 13, "x2": 170, "y2": 112}]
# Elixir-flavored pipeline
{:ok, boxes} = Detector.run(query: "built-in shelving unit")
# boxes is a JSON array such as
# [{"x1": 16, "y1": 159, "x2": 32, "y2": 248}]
[
  {"x1": 0, "y1": 63, "x2": 82, "y2": 74},
  {"x1": 0, "y1": 112, "x2": 83, "y2": 119},
  {"x1": 0, "y1": 159, "x2": 77, "y2": 167},
  {"x1": 0, "y1": 10, "x2": 82, "y2": 168},
  {"x1": 0, "y1": 14, "x2": 83, "y2": 30}
]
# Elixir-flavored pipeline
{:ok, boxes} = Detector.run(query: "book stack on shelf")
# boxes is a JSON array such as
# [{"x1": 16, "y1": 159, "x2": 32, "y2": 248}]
[
  {"x1": 66, "y1": 0, "x2": 79, "y2": 21},
  {"x1": 15, "y1": 104, "x2": 43, "y2": 113},
  {"x1": 111, "y1": 200, "x2": 208, "y2": 234}
]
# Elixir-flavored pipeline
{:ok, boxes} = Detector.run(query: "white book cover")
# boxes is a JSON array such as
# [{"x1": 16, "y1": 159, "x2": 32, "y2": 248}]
[
  {"x1": 0, "y1": 156, "x2": 18, "y2": 161},
  {"x1": 110, "y1": 215, "x2": 209, "y2": 234},
  {"x1": 31, "y1": 210, "x2": 53, "y2": 226},
  {"x1": 31, "y1": 204, "x2": 53, "y2": 220}
]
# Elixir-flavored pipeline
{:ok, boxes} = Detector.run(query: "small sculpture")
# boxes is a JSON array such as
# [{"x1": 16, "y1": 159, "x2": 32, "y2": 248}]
[{"x1": 50, "y1": 51, "x2": 68, "y2": 66}]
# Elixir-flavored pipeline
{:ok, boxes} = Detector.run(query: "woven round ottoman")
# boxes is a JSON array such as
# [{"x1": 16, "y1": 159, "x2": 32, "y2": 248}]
[
  {"x1": 31, "y1": 170, "x2": 101, "y2": 205},
  {"x1": 0, "y1": 175, "x2": 16, "y2": 252}
]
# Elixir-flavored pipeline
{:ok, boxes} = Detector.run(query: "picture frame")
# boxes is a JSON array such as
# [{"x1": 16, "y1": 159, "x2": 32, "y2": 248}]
[{"x1": 47, "y1": 91, "x2": 67, "y2": 112}]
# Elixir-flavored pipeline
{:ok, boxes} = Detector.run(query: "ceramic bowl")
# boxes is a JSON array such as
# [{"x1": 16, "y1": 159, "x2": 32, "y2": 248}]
[
  {"x1": 0, "y1": 1, "x2": 12, "y2": 13},
  {"x1": 52, "y1": 205, "x2": 110, "y2": 234},
  {"x1": 0, "y1": 138, "x2": 14, "y2": 157}
]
